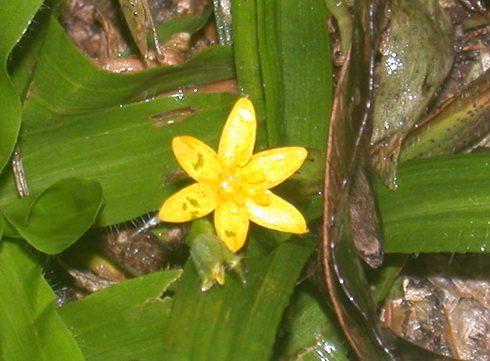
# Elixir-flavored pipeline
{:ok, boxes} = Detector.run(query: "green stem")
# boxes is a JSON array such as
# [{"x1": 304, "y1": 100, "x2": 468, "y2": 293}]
[{"x1": 325, "y1": 0, "x2": 353, "y2": 56}]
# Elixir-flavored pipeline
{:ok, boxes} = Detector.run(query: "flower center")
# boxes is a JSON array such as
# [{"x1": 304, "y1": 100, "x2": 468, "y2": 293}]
[{"x1": 218, "y1": 169, "x2": 245, "y2": 206}]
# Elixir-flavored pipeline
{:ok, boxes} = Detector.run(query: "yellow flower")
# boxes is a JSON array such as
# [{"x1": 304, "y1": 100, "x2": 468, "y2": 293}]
[{"x1": 159, "y1": 98, "x2": 308, "y2": 252}]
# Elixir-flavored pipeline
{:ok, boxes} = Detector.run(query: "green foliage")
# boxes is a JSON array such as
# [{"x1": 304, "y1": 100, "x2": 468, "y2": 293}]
[
  {"x1": 0, "y1": 240, "x2": 85, "y2": 361},
  {"x1": 258, "y1": 0, "x2": 332, "y2": 149},
  {"x1": 3, "y1": 178, "x2": 103, "y2": 254},
  {"x1": 378, "y1": 153, "x2": 490, "y2": 253},
  {"x1": 273, "y1": 284, "x2": 351, "y2": 361},
  {"x1": 2, "y1": 0, "x2": 490, "y2": 360},
  {"x1": 59, "y1": 270, "x2": 182, "y2": 361},
  {"x1": 160, "y1": 233, "x2": 316, "y2": 361},
  {"x1": 0, "y1": 0, "x2": 43, "y2": 172},
  {"x1": 0, "y1": 2, "x2": 237, "y2": 227},
  {"x1": 0, "y1": 92, "x2": 238, "y2": 226}
]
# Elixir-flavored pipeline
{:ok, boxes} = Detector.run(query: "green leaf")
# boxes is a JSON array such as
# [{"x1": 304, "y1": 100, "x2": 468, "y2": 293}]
[
  {"x1": 0, "y1": 239, "x2": 84, "y2": 361},
  {"x1": 0, "y1": 93, "x2": 239, "y2": 226},
  {"x1": 212, "y1": 0, "x2": 233, "y2": 45},
  {"x1": 156, "y1": 5, "x2": 213, "y2": 43},
  {"x1": 370, "y1": 255, "x2": 407, "y2": 305},
  {"x1": 258, "y1": 0, "x2": 332, "y2": 149},
  {"x1": 231, "y1": 0, "x2": 332, "y2": 150},
  {"x1": 231, "y1": 0, "x2": 264, "y2": 103},
  {"x1": 59, "y1": 270, "x2": 181, "y2": 361},
  {"x1": 0, "y1": 9, "x2": 237, "y2": 229},
  {"x1": 325, "y1": 0, "x2": 353, "y2": 56},
  {"x1": 400, "y1": 70, "x2": 490, "y2": 162},
  {"x1": 160, "y1": 233, "x2": 315, "y2": 361},
  {"x1": 122, "y1": 5, "x2": 214, "y2": 57},
  {"x1": 273, "y1": 284, "x2": 351, "y2": 361},
  {"x1": 20, "y1": 17, "x2": 234, "y2": 121},
  {"x1": 3, "y1": 178, "x2": 103, "y2": 254},
  {"x1": 378, "y1": 153, "x2": 490, "y2": 253},
  {"x1": 0, "y1": 0, "x2": 43, "y2": 172},
  {"x1": 370, "y1": 0, "x2": 453, "y2": 188}
]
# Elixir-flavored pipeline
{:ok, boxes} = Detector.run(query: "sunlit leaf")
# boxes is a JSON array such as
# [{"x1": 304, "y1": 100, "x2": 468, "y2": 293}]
[{"x1": 230, "y1": 0, "x2": 264, "y2": 103}]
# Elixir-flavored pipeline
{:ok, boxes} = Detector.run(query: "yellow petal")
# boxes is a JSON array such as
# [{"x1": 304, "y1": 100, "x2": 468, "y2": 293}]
[
  {"x1": 241, "y1": 147, "x2": 308, "y2": 190},
  {"x1": 214, "y1": 200, "x2": 250, "y2": 252},
  {"x1": 218, "y1": 98, "x2": 256, "y2": 168},
  {"x1": 159, "y1": 183, "x2": 217, "y2": 222},
  {"x1": 172, "y1": 136, "x2": 221, "y2": 184},
  {"x1": 245, "y1": 192, "x2": 308, "y2": 234}
]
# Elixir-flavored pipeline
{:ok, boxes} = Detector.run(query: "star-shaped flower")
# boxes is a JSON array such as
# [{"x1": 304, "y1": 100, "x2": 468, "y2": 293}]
[{"x1": 159, "y1": 97, "x2": 308, "y2": 252}]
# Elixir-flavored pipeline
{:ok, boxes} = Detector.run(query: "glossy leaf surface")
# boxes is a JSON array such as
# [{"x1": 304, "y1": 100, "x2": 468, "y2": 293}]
[
  {"x1": 400, "y1": 69, "x2": 490, "y2": 162},
  {"x1": 370, "y1": 0, "x2": 453, "y2": 187}
]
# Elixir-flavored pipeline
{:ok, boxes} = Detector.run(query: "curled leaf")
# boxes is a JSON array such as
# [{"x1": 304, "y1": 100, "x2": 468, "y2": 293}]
[
  {"x1": 321, "y1": 0, "x2": 393, "y2": 359},
  {"x1": 401, "y1": 69, "x2": 490, "y2": 161},
  {"x1": 370, "y1": 0, "x2": 454, "y2": 188}
]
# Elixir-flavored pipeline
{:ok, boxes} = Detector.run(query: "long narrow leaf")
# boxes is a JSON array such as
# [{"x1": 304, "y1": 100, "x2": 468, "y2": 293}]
[
  {"x1": 161, "y1": 234, "x2": 315, "y2": 361},
  {"x1": 0, "y1": 93, "x2": 239, "y2": 226},
  {"x1": 0, "y1": 240, "x2": 84, "y2": 361},
  {"x1": 0, "y1": 0, "x2": 43, "y2": 172},
  {"x1": 59, "y1": 270, "x2": 181, "y2": 361},
  {"x1": 321, "y1": 0, "x2": 394, "y2": 359},
  {"x1": 258, "y1": 0, "x2": 332, "y2": 149},
  {"x1": 21, "y1": 17, "x2": 234, "y2": 122},
  {"x1": 230, "y1": 0, "x2": 264, "y2": 103},
  {"x1": 378, "y1": 153, "x2": 490, "y2": 253}
]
